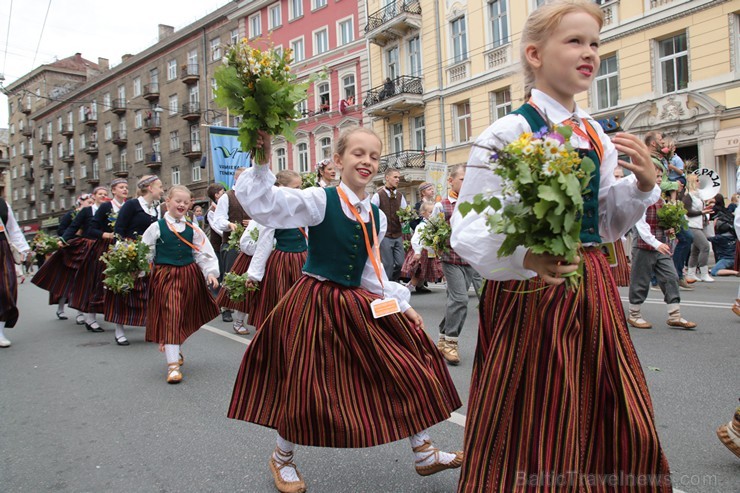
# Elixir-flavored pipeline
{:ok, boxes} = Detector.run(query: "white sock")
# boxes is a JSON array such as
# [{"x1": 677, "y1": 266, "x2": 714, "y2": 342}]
[
  {"x1": 84, "y1": 313, "x2": 95, "y2": 324},
  {"x1": 234, "y1": 311, "x2": 245, "y2": 324},
  {"x1": 0, "y1": 321, "x2": 6, "y2": 340},
  {"x1": 410, "y1": 431, "x2": 457, "y2": 466},
  {"x1": 114, "y1": 324, "x2": 126, "y2": 339},
  {"x1": 164, "y1": 344, "x2": 180, "y2": 364},
  {"x1": 57, "y1": 299, "x2": 67, "y2": 313},
  {"x1": 273, "y1": 435, "x2": 299, "y2": 483}
]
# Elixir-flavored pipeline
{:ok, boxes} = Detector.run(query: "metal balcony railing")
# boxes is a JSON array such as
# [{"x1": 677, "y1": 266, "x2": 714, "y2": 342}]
[
  {"x1": 365, "y1": 0, "x2": 421, "y2": 33},
  {"x1": 378, "y1": 149, "x2": 425, "y2": 173},
  {"x1": 363, "y1": 76, "x2": 423, "y2": 108}
]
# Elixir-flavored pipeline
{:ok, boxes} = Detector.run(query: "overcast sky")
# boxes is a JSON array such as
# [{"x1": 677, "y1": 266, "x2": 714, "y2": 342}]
[{"x1": 0, "y1": 0, "x2": 231, "y2": 126}]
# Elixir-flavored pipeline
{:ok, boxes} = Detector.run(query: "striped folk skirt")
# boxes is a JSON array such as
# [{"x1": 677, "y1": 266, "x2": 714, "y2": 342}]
[
  {"x1": 145, "y1": 263, "x2": 220, "y2": 345},
  {"x1": 215, "y1": 252, "x2": 255, "y2": 313},
  {"x1": 103, "y1": 276, "x2": 150, "y2": 327},
  {"x1": 248, "y1": 250, "x2": 307, "y2": 330},
  {"x1": 31, "y1": 237, "x2": 89, "y2": 303},
  {"x1": 0, "y1": 238, "x2": 20, "y2": 328},
  {"x1": 609, "y1": 239, "x2": 631, "y2": 287},
  {"x1": 734, "y1": 241, "x2": 740, "y2": 271},
  {"x1": 67, "y1": 238, "x2": 109, "y2": 313},
  {"x1": 400, "y1": 249, "x2": 444, "y2": 282},
  {"x1": 458, "y1": 249, "x2": 671, "y2": 493},
  {"x1": 228, "y1": 275, "x2": 462, "y2": 448}
]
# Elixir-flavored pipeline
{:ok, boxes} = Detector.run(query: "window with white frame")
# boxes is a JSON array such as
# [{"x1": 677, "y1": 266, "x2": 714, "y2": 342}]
[
  {"x1": 59, "y1": 197, "x2": 65, "y2": 210},
  {"x1": 117, "y1": 85, "x2": 126, "y2": 102},
  {"x1": 105, "y1": 153, "x2": 113, "y2": 170},
  {"x1": 408, "y1": 37, "x2": 422, "y2": 77},
  {"x1": 103, "y1": 93, "x2": 111, "y2": 110},
  {"x1": 490, "y1": 87, "x2": 511, "y2": 121},
  {"x1": 57, "y1": 116, "x2": 63, "y2": 131},
  {"x1": 451, "y1": 17, "x2": 468, "y2": 63},
  {"x1": 190, "y1": 125, "x2": 200, "y2": 145},
  {"x1": 172, "y1": 166, "x2": 181, "y2": 185},
  {"x1": 189, "y1": 84, "x2": 199, "y2": 104},
  {"x1": 170, "y1": 131, "x2": 180, "y2": 151},
  {"x1": 317, "y1": 82, "x2": 330, "y2": 111},
  {"x1": 11, "y1": 165, "x2": 17, "y2": 179},
  {"x1": 79, "y1": 134, "x2": 86, "y2": 149},
  {"x1": 297, "y1": 143, "x2": 309, "y2": 172},
  {"x1": 192, "y1": 162, "x2": 202, "y2": 182},
  {"x1": 250, "y1": 13, "x2": 262, "y2": 38},
  {"x1": 276, "y1": 147, "x2": 287, "y2": 171},
  {"x1": 210, "y1": 38, "x2": 222, "y2": 61},
  {"x1": 46, "y1": 121, "x2": 52, "y2": 136},
  {"x1": 274, "y1": 45, "x2": 283, "y2": 58},
  {"x1": 313, "y1": 0, "x2": 327, "y2": 9},
  {"x1": 187, "y1": 49, "x2": 198, "y2": 68},
  {"x1": 169, "y1": 94, "x2": 179, "y2": 115},
  {"x1": 133, "y1": 77, "x2": 141, "y2": 97},
  {"x1": 67, "y1": 111, "x2": 73, "y2": 125},
  {"x1": 57, "y1": 142, "x2": 63, "y2": 158},
  {"x1": 391, "y1": 123, "x2": 403, "y2": 153},
  {"x1": 135, "y1": 110, "x2": 142, "y2": 129},
  {"x1": 291, "y1": 38, "x2": 305, "y2": 62},
  {"x1": 386, "y1": 46, "x2": 399, "y2": 80},
  {"x1": 119, "y1": 120, "x2": 126, "y2": 134},
  {"x1": 78, "y1": 106, "x2": 85, "y2": 121},
  {"x1": 296, "y1": 99, "x2": 308, "y2": 117},
  {"x1": 269, "y1": 4, "x2": 282, "y2": 30},
  {"x1": 104, "y1": 122, "x2": 112, "y2": 140},
  {"x1": 338, "y1": 18, "x2": 353, "y2": 46},
  {"x1": 120, "y1": 149, "x2": 127, "y2": 167},
  {"x1": 11, "y1": 145, "x2": 16, "y2": 158},
  {"x1": 230, "y1": 28, "x2": 239, "y2": 46},
  {"x1": 150, "y1": 68, "x2": 159, "y2": 85},
  {"x1": 412, "y1": 116, "x2": 426, "y2": 149},
  {"x1": 488, "y1": 0, "x2": 508, "y2": 47},
  {"x1": 135, "y1": 143, "x2": 144, "y2": 162},
  {"x1": 341, "y1": 74, "x2": 356, "y2": 101},
  {"x1": 153, "y1": 136, "x2": 161, "y2": 153},
  {"x1": 319, "y1": 137, "x2": 332, "y2": 159},
  {"x1": 658, "y1": 32, "x2": 688, "y2": 94},
  {"x1": 289, "y1": 0, "x2": 303, "y2": 20},
  {"x1": 594, "y1": 54, "x2": 618, "y2": 110},
  {"x1": 453, "y1": 101, "x2": 472, "y2": 142},
  {"x1": 167, "y1": 59, "x2": 177, "y2": 80},
  {"x1": 40, "y1": 201, "x2": 45, "y2": 214},
  {"x1": 211, "y1": 78, "x2": 217, "y2": 100},
  {"x1": 314, "y1": 28, "x2": 329, "y2": 56},
  {"x1": 32, "y1": 209, "x2": 37, "y2": 219}
]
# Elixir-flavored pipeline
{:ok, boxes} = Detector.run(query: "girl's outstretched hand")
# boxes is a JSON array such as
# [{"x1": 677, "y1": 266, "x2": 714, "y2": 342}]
[
  {"x1": 611, "y1": 132, "x2": 656, "y2": 192},
  {"x1": 404, "y1": 307, "x2": 424, "y2": 332},
  {"x1": 254, "y1": 130, "x2": 272, "y2": 165},
  {"x1": 207, "y1": 274, "x2": 219, "y2": 289},
  {"x1": 523, "y1": 251, "x2": 580, "y2": 286}
]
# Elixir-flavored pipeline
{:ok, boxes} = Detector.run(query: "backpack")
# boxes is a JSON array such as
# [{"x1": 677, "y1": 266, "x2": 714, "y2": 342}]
[{"x1": 714, "y1": 209, "x2": 736, "y2": 238}]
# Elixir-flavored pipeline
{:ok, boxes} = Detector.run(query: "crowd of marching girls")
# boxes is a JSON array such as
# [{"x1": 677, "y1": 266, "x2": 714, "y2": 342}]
[{"x1": 3, "y1": 2, "x2": 739, "y2": 492}]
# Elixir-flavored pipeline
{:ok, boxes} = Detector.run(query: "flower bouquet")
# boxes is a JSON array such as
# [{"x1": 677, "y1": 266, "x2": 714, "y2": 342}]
[
  {"x1": 419, "y1": 213, "x2": 452, "y2": 255},
  {"x1": 107, "y1": 211, "x2": 118, "y2": 232},
  {"x1": 227, "y1": 223, "x2": 246, "y2": 251},
  {"x1": 100, "y1": 238, "x2": 151, "y2": 294},
  {"x1": 458, "y1": 125, "x2": 595, "y2": 290},
  {"x1": 215, "y1": 42, "x2": 316, "y2": 164},
  {"x1": 657, "y1": 201, "x2": 689, "y2": 240},
  {"x1": 397, "y1": 205, "x2": 418, "y2": 235},
  {"x1": 222, "y1": 272, "x2": 259, "y2": 302},
  {"x1": 301, "y1": 171, "x2": 318, "y2": 189},
  {"x1": 31, "y1": 231, "x2": 60, "y2": 256}
]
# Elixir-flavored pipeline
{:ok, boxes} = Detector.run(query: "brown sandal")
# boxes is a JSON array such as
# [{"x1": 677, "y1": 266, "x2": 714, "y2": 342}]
[
  {"x1": 166, "y1": 363, "x2": 182, "y2": 384},
  {"x1": 412, "y1": 440, "x2": 463, "y2": 476},
  {"x1": 268, "y1": 448, "x2": 306, "y2": 493}
]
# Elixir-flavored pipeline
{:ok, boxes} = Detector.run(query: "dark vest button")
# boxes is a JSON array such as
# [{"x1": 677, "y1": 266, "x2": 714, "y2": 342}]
[{"x1": 588, "y1": 227, "x2": 595, "y2": 233}]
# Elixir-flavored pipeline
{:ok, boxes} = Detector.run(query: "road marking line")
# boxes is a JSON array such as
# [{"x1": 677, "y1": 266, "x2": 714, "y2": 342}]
[
  {"x1": 620, "y1": 297, "x2": 732, "y2": 308},
  {"x1": 203, "y1": 323, "x2": 468, "y2": 427}
]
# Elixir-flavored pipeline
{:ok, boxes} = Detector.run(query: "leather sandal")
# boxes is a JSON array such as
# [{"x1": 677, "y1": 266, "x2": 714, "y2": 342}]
[
  {"x1": 178, "y1": 352, "x2": 184, "y2": 366},
  {"x1": 269, "y1": 448, "x2": 306, "y2": 493},
  {"x1": 627, "y1": 317, "x2": 652, "y2": 329},
  {"x1": 232, "y1": 322, "x2": 249, "y2": 335},
  {"x1": 412, "y1": 440, "x2": 463, "y2": 476},
  {"x1": 85, "y1": 322, "x2": 104, "y2": 333},
  {"x1": 166, "y1": 363, "x2": 182, "y2": 384},
  {"x1": 55, "y1": 311, "x2": 68, "y2": 320},
  {"x1": 115, "y1": 335, "x2": 130, "y2": 346},
  {"x1": 666, "y1": 318, "x2": 697, "y2": 329}
]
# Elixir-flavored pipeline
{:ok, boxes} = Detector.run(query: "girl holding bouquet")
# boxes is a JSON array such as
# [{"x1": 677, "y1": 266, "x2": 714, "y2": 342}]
[
  {"x1": 451, "y1": 1, "x2": 672, "y2": 491},
  {"x1": 229, "y1": 127, "x2": 461, "y2": 493},
  {"x1": 245, "y1": 170, "x2": 308, "y2": 330},
  {"x1": 90, "y1": 178, "x2": 129, "y2": 344},
  {"x1": 141, "y1": 185, "x2": 220, "y2": 384},
  {"x1": 102, "y1": 176, "x2": 162, "y2": 340},
  {"x1": 400, "y1": 200, "x2": 443, "y2": 292},
  {"x1": 61, "y1": 186, "x2": 111, "y2": 333},
  {"x1": 32, "y1": 193, "x2": 94, "y2": 321}
]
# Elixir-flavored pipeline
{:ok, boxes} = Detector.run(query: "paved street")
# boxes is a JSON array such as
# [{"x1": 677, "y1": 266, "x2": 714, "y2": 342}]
[{"x1": 1, "y1": 277, "x2": 738, "y2": 492}]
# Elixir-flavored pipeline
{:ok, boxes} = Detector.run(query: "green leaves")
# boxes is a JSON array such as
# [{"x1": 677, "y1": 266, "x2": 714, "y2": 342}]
[
  {"x1": 656, "y1": 201, "x2": 689, "y2": 234},
  {"x1": 100, "y1": 237, "x2": 151, "y2": 294},
  {"x1": 227, "y1": 223, "x2": 246, "y2": 251},
  {"x1": 223, "y1": 272, "x2": 258, "y2": 302},
  {"x1": 419, "y1": 213, "x2": 452, "y2": 254}
]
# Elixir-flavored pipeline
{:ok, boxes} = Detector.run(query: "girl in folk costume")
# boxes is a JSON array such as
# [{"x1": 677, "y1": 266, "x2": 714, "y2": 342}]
[
  {"x1": 245, "y1": 170, "x2": 308, "y2": 330},
  {"x1": 32, "y1": 193, "x2": 94, "y2": 322},
  {"x1": 61, "y1": 186, "x2": 111, "y2": 332},
  {"x1": 214, "y1": 219, "x2": 262, "y2": 335},
  {"x1": 610, "y1": 166, "x2": 631, "y2": 287},
  {"x1": 229, "y1": 127, "x2": 462, "y2": 493},
  {"x1": 103, "y1": 176, "x2": 163, "y2": 338},
  {"x1": 90, "y1": 179, "x2": 130, "y2": 344},
  {"x1": 316, "y1": 158, "x2": 337, "y2": 188},
  {"x1": 400, "y1": 200, "x2": 443, "y2": 292},
  {"x1": 141, "y1": 185, "x2": 220, "y2": 384},
  {"x1": 0, "y1": 198, "x2": 32, "y2": 347},
  {"x1": 451, "y1": 2, "x2": 672, "y2": 491}
]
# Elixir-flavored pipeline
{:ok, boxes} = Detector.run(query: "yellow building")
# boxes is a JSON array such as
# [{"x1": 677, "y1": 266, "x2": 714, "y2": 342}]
[{"x1": 363, "y1": 0, "x2": 740, "y2": 198}]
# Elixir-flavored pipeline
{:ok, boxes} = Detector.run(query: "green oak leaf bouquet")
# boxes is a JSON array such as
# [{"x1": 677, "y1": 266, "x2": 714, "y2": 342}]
[
  {"x1": 396, "y1": 205, "x2": 418, "y2": 235},
  {"x1": 31, "y1": 231, "x2": 60, "y2": 256},
  {"x1": 656, "y1": 201, "x2": 688, "y2": 240},
  {"x1": 223, "y1": 272, "x2": 259, "y2": 302},
  {"x1": 419, "y1": 213, "x2": 452, "y2": 255},
  {"x1": 301, "y1": 171, "x2": 318, "y2": 189},
  {"x1": 458, "y1": 125, "x2": 595, "y2": 290},
  {"x1": 100, "y1": 237, "x2": 151, "y2": 294},
  {"x1": 227, "y1": 223, "x2": 246, "y2": 251}
]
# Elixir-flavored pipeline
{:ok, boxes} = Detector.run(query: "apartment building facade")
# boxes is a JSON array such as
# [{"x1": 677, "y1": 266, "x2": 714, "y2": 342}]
[
  {"x1": 363, "y1": 0, "x2": 740, "y2": 199},
  {"x1": 4, "y1": 3, "x2": 242, "y2": 232},
  {"x1": 226, "y1": 0, "x2": 368, "y2": 174}
]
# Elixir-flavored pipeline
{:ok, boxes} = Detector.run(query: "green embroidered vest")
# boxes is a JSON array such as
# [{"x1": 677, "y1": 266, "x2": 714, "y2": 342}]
[
  {"x1": 274, "y1": 228, "x2": 308, "y2": 253},
  {"x1": 154, "y1": 219, "x2": 195, "y2": 266}
]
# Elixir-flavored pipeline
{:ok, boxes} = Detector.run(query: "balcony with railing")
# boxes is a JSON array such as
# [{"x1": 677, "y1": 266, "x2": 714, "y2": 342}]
[
  {"x1": 365, "y1": 0, "x2": 421, "y2": 47},
  {"x1": 112, "y1": 131, "x2": 128, "y2": 146},
  {"x1": 20, "y1": 102, "x2": 31, "y2": 114},
  {"x1": 84, "y1": 142, "x2": 99, "y2": 154},
  {"x1": 23, "y1": 146, "x2": 34, "y2": 159},
  {"x1": 84, "y1": 113, "x2": 98, "y2": 126},
  {"x1": 144, "y1": 116, "x2": 162, "y2": 134},
  {"x1": 60, "y1": 124, "x2": 74, "y2": 137},
  {"x1": 21, "y1": 127, "x2": 32, "y2": 137},
  {"x1": 378, "y1": 149, "x2": 426, "y2": 174},
  {"x1": 180, "y1": 64, "x2": 199, "y2": 84},
  {"x1": 483, "y1": 43, "x2": 512, "y2": 71},
  {"x1": 86, "y1": 172, "x2": 100, "y2": 185},
  {"x1": 40, "y1": 159, "x2": 54, "y2": 170},
  {"x1": 143, "y1": 83, "x2": 160, "y2": 101},
  {"x1": 146, "y1": 152, "x2": 162, "y2": 168},
  {"x1": 28, "y1": 194, "x2": 35, "y2": 204},
  {"x1": 363, "y1": 76, "x2": 424, "y2": 117},
  {"x1": 182, "y1": 140, "x2": 202, "y2": 159},
  {"x1": 41, "y1": 184, "x2": 54, "y2": 195},
  {"x1": 63, "y1": 177, "x2": 76, "y2": 190},
  {"x1": 181, "y1": 102, "x2": 201, "y2": 121},
  {"x1": 113, "y1": 162, "x2": 129, "y2": 178},
  {"x1": 61, "y1": 152, "x2": 75, "y2": 164},
  {"x1": 649, "y1": 0, "x2": 673, "y2": 8},
  {"x1": 24, "y1": 170, "x2": 35, "y2": 182},
  {"x1": 40, "y1": 132, "x2": 52, "y2": 145},
  {"x1": 112, "y1": 99, "x2": 127, "y2": 115}
]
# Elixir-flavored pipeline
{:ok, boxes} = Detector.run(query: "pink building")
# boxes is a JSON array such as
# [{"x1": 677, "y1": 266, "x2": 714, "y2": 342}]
[{"x1": 229, "y1": 0, "x2": 368, "y2": 174}]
